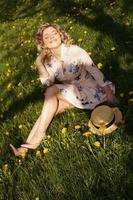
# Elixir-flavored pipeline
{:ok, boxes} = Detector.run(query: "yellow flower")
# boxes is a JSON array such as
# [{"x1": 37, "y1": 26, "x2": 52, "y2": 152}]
[
  {"x1": 129, "y1": 91, "x2": 133, "y2": 95},
  {"x1": 88, "y1": 52, "x2": 92, "y2": 56},
  {"x1": 84, "y1": 30, "x2": 87, "y2": 34},
  {"x1": 97, "y1": 63, "x2": 103, "y2": 69},
  {"x1": 30, "y1": 65, "x2": 36, "y2": 70},
  {"x1": 111, "y1": 47, "x2": 116, "y2": 51},
  {"x1": 18, "y1": 82, "x2": 22, "y2": 87},
  {"x1": 94, "y1": 141, "x2": 101, "y2": 147},
  {"x1": 128, "y1": 98, "x2": 133, "y2": 102},
  {"x1": 7, "y1": 83, "x2": 13, "y2": 89},
  {"x1": 35, "y1": 197, "x2": 39, "y2": 200},
  {"x1": 47, "y1": 135, "x2": 51, "y2": 140},
  {"x1": 83, "y1": 131, "x2": 92, "y2": 137},
  {"x1": 3, "y1": 164, "x2": 8, "y2": 173},
  {"x1": 75, "y1": 125, "x2": 81, "y2": 129},
  {"x1": 36, "y1": 150, "x2": 41, "y2": 157},
  {"x1": 18, "y1": 124, "x2": 23, "y2": 129},
  {"x1": 43, "y1": 148, "x2": 49, "y2": 154},
  {"x1": 61, "y1": 127, "x2": 67, "y2": 134},
  {"x1": 78, "y1": 38, "x2": 83, "y2": 42},
  {"x1": 99, "y1": 126, "x2": 106, "y2": 132},
  {"x1": 17, "y1": 92, "x2": 23, "y2": 97},
  {"x1": 7, "y1": 69, "x2": 11, "y2": 73}
]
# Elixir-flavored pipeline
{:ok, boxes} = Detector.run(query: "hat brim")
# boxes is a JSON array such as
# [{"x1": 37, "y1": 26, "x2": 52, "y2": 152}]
[{"x1": 88, "y1": 107, "x2": 123, "y2": 135}]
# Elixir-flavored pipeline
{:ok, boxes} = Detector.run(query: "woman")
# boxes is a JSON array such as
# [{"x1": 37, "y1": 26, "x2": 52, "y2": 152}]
[{"x1": 10, "y1": 23, "x2": 117, "y2": 157}]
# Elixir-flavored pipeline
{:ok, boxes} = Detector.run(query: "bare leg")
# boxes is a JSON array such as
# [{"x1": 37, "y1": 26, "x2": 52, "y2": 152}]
[
  {"x1": 21, "y1": 85, "x2": 59, "y2": 149},
  {"x1": 55, "y1": 98, "x2": 74, "y2": 115},
  {"x1": 10, "y1": 85, "x2": 74, "y2": 156}
]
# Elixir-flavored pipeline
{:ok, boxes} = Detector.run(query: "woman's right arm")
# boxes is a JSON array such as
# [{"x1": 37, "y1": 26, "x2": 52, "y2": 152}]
[
  {"x1": 35, "y1": 52, "x2": 51, "y2": 85},
  {"x1": 35, "y1": 51, "x2": 49, "y2": 77}
]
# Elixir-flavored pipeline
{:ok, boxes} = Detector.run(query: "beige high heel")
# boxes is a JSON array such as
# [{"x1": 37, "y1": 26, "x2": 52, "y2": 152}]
[{"x1": 10, "y1": 144, "x2": 28, "y2": 158}]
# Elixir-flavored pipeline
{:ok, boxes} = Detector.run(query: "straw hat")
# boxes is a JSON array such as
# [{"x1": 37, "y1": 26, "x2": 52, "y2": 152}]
[{"x1": 88, "y1": 105, "x2": 123, "y2": 135}]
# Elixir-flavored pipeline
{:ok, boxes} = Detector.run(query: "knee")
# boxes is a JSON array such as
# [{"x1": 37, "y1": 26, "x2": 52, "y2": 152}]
[{"x1": 45, "y1": 85, "x2": 59, "y2": 98}]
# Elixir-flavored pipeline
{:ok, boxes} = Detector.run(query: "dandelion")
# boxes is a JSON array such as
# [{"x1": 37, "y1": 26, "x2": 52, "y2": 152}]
[
  {"x1": 7, "y1": 69, "x2": 11, "y2": 73},
  {"x1": 7, "y1": 83, "x2": 13, "y2": 89},
  {"x1": 97, "y1": 63, "x2": 103, "y2": 69},
  {"x1": 111, "y1": 47, "x2": 116, "y2": 51},
  {"x1": 18, "y1": 124, "x2": 23, "y2": 129},
  {"x1": 30, "y1": 65, "x2": 36, "y2": 70},
  {"x1": 31, "y1": 80, "x2": 35, "y2": 83},
  {"x1": 94, "y1": 141, "x2": 101, "y2": 147},
  {"x1": 83, "y1": 131, "x2": 92, "y2": 137},
  {"x1": 18, "y1": 82, "x2": 22, "y2": 87},
  {"x1": 84, "y1": 30, "x2": 87, "y2": 34},
  {"x1": 61, "y1": 127, "x2": 67, "y2": 134},
  {"x1": 47, "y1": 135, "x2": 51, "y2": 140},
  {"x1": 75, "y1": 125, "x2": 81, "y2": 129},
  {"x1": 17, "y1": 92, "x2": 23, "y2": 97},
  {"x1": 129, "y1": 91, "x2": 133, "y2": 95},
  {"x1": 78, "y1": 38, "x2": 83, "y2": 42},
  {"x1": 6, "y1": 72, "x2": 10, "y2": 77},
  {"x1": 3, "y1": 164, "x2": 8, "y2": 173},
  {"x1": 43, "y1": 148, "x2": 49, "y2": 154},
  {"x1": 128, "y1": 98, "x2": 133, "y2": 102},
  {"x1": 36, "y1": 150, "x2": 41, "y2": 157},
  {"x1": 35, "y1": 197, "x2": 39, "y2": 200},
  {"x1": 99, "y1": 126, "x2": 106, "y2": 133}
]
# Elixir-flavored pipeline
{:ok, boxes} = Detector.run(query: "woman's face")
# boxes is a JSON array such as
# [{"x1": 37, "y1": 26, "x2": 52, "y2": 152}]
[{"x1": 42, "y1": 26, "x2": 62, "y2": 49}]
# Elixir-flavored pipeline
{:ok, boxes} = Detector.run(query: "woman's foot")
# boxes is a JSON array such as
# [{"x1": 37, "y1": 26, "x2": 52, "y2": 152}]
[{"x1": 10, "y1": 144, "x2": 28, "y2": 158}]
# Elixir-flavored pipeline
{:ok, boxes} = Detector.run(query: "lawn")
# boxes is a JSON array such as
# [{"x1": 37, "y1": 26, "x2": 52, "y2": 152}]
[{"x1": 0, "y1": 0, "x2": 133, "y2": 199}]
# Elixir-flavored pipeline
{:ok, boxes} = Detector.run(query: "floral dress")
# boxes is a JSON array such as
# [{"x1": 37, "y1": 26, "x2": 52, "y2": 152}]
[{"x1": 40, "y1": 44, "x2": 115, "y2": 109}]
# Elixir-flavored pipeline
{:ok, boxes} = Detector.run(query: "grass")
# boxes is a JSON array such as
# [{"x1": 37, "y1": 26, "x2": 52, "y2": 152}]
[{"x1": 0, "y1": 0, "x2": 133, "y2": 199}]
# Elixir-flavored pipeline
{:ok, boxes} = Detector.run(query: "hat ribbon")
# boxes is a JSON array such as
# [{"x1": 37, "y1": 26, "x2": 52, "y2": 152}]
[{"x1": 91, "y1": 114, "x2": 116, "y2": 129}]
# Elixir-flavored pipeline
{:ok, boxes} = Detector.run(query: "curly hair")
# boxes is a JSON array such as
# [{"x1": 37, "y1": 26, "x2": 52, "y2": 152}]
[{"x1": 36, "y1": 23, "x2": 73, "y2": 54}]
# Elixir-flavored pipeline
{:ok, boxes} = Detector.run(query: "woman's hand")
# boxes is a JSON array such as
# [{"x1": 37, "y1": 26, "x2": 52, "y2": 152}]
[{"x1": 103, "y1": 85, "x2": 118, "y2": 105}]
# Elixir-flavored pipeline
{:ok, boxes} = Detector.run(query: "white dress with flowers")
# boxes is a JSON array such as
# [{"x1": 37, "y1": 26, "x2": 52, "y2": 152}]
[{"x1": 40, "y1": 44, "x2": 115, "y2": 109}]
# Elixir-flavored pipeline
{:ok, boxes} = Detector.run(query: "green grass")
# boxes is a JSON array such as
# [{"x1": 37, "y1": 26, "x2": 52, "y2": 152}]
[{"x1": 0, "y1": 0, "x2": 133, "y2": 199}]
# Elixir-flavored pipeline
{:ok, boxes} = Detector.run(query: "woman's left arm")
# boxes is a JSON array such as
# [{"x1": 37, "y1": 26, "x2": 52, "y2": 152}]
[{"x1": 76, "y1": 46, "x2": 117, "y2": 103}]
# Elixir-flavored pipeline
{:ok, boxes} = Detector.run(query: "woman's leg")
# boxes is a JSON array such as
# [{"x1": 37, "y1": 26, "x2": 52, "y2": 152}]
[
  {"x1": 21, "y1": 85, "x2": 59, "y2": 149},
  {"x1": 23, "y1": 94, "x2": 74, "y2": 148},
  {"x1": 10, "y1": 85, "x2": 74, "y2": 156}
]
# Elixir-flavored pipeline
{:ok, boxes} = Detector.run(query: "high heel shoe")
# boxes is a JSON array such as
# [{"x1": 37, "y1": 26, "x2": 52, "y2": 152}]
[{"x1": 10, "y1": 144, "x2": 28, "y2": 158}]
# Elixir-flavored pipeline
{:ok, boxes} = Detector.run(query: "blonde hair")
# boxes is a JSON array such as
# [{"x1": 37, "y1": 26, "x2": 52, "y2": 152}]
[{"x1": 36, "y1": 23, "x2": 73, "y2": 55}]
